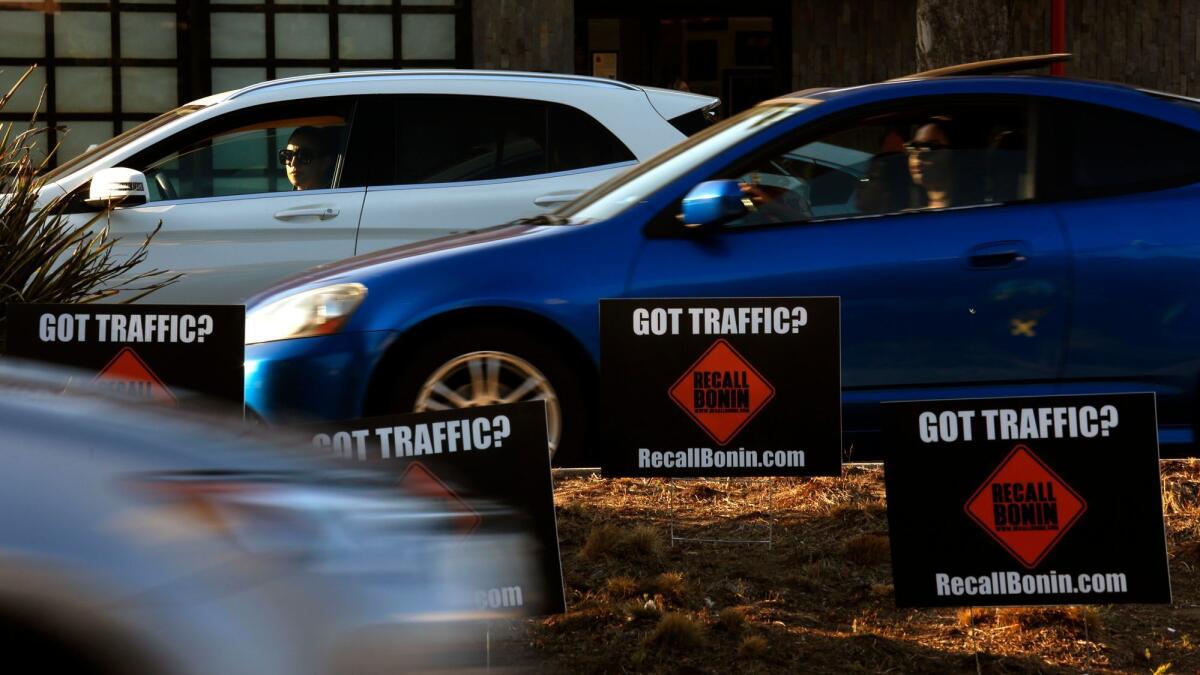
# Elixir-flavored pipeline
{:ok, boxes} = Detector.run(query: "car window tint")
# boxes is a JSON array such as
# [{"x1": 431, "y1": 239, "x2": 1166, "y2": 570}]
[
  {"x1": 1055, "y1": 100, "x2": 1200, "y2": 195},
  {"x1": 397, "y1": 96, "x2": 548, "y2": 184},
  {"x1": 340, "y1": 96, "x2": 396, "y2": 188},
  {"x1": 721, "y1": 100, "x2": 1033, "y2": 227},
  {"x1": 548, "y1": 103, "x2": 634, "y2": 172}
]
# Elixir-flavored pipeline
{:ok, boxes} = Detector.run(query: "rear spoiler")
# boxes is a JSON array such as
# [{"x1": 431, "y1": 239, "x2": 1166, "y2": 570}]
[{"x1": 641, "y1": 86, "x2": 721, "y2": 136}]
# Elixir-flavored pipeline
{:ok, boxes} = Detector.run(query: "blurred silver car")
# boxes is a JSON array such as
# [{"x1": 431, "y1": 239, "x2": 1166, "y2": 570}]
[{"x1": 0, "y1": 362, "x2": 536, "y2": 674}]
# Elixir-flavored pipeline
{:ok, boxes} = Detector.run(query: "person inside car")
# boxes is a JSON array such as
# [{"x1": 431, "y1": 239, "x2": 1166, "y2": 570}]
[
  {"x1": 279, "y1": 126, "x2": 336, "y2": 191},
  {"x1": 905, "y1": 117, "x2": 958, "y2": 209}
]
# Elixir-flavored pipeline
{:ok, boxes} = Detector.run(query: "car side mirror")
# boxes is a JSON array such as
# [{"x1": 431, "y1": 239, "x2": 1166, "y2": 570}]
[
  {"x1": 679, "y1": 180, "x2": 746, "y2": 232},
  {"x1": 86, "y1": 167, "x2": 148, "y2": 208}
]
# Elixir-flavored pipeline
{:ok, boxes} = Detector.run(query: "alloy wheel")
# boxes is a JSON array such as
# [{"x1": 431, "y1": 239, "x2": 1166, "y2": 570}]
[{"x1": 413, "y1": 351, "x2": 562, "y2": 458}]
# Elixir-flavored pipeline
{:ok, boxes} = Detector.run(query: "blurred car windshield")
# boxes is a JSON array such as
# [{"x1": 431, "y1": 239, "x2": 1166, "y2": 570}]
[
  {"x1": 560, "y1": 101, "x2": 816, "y2": 223},
  {"x1": 43, "y1": 104, "x2": 205, "y2": 182}
]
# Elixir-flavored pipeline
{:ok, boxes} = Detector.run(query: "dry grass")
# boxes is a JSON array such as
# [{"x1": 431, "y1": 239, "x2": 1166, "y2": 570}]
[
  {"x1": 579, "y1": 524, "x2": 623, "y2": 560},
  {"x1": 645, "y1": 572, "x2": 686, "y2": 601},
  {"x1": 841, "y1": 533, "x2": 890, "y2": 565},
  {"x1": 499, "y1": 464, "x2": 1200, "y2": 674},
  {"x1": 628, "y1": 595, "x2": 664, "y2": 621},
  {"x1": 868, "y1": 582, "x2": 893, "y2": 599},
  {"x1": 645, "y1": 613, "x2": 704, "y2": 651},
  {"x1": 738, "y1": 635, "x2": 768, "y2": 660},
  {"x1": 581, "y1": 523, "x2": 664, "y2": 563},
  {"x1": 956, "y1": 607, "x2": 994, "y2": 627},
  {"x1": 605, "y1": 575, "x2": 638, "y2": 598},
  {"x1": 717, "y1": 606, "x2": 747, "y2": 633},
  {"x1": 996, "y1": 606, "x2": 1103, "y2": 635}
]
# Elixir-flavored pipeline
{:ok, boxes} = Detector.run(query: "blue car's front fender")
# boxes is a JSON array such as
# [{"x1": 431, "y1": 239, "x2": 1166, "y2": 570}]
[{"x1": 245, "y1": 330, "x2": 397, "y2": 423}]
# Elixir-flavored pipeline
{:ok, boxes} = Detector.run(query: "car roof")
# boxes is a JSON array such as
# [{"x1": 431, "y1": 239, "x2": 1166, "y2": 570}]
[
  {"x1": 764, "y1": 74, "x2": 1200, "y2": 128},
  {"x1": 225, "y1": 69, "x2": 643, "y2": 101},
  {"x1": 893, "y1": 53, "x2": 1071, "y2": 79},
  {"x1": 767, "y1": 53, "x2": 1200, "y2": 113},
  {"x1": 196, "y1": 69, "x2": 720, "y2": 123},
  {"x1": 773, "y1": 73, "x2": 1146, "y2": 103}
]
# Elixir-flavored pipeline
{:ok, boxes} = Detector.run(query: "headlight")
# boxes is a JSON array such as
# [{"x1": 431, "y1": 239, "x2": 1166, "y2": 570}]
[{"x1": 245, "y1": 283, "x2": 367, "y2": 344}]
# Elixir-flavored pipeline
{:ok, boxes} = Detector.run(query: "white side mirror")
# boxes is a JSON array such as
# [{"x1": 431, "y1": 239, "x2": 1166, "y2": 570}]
[{"x1": 87, "y1": 167, "x2": 149, "y2": 207}]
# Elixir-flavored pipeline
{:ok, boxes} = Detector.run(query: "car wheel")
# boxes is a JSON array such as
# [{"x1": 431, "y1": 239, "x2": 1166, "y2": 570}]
[{"x1": 381, "y1": 326, "x2": 588, "y2": 466}]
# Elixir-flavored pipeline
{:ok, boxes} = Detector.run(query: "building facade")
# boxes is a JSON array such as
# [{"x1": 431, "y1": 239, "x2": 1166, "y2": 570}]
[
  {"x1": 3, "y1": 0, "x2": 1198, "y2": 167},
  {"x1": 0, "y1": 0, "x2": 470, "y2": 165}
]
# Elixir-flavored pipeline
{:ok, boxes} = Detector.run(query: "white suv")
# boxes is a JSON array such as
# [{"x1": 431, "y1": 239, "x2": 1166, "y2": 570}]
[{"x1": 41, "y1": 71, "x2": 718, "y2": 303}]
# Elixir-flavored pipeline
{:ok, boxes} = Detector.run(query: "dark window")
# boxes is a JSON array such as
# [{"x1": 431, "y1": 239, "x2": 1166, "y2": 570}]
[
  {"x1": 668, "y1": 107, "x2": 717, "y2": 137},
  {"x1": 341, "y1": 96, "x2": 396, "y2": 189},
  {"x1": 1047, "y1": 101, "x2": 1200, "y2": 197},
  {"x1": 548, "y1": 103, "x2": 634, "y2": 172},
  {"x1": 398, "y1": 96, "x2": 548, "y2": 184},
  {"x1": 393, "y1": 96, "x2": 633, "y2": 185}
]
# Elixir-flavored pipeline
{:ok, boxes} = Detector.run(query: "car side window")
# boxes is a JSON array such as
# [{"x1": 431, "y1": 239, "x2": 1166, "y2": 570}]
[
  {"x1": 397, "y1": 96, "x2": 549, "y2": 184},
  {"x1": 132, "y1": 99, "x2": 354, "y2": 202},
  {"x1": 548, "y1": 103, "x2": 635, "y2": 172},
  {"x1": 1046, "y1": 100, "x2": 1200, "y2": 197},
  {"x1": 392, "y1": 96, "x2": 634, "y2": 186},
  {"x1": 721, "y1": 100, "x2": 1034, "y2": 228}
]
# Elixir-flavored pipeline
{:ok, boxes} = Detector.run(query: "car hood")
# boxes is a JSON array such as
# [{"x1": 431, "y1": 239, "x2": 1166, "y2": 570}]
[{"x1": 248, "y1": 222, "x2": 540, "y2": 304}]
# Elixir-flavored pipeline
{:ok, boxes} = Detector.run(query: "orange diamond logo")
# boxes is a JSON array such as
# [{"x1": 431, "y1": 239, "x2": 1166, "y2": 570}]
[
  {"x1": 93, "y1": 347, "x2": 177, "y2": 406},
  {"x1": 397, "y1": 461, "x2": 482, "y2": 536},
  {"x1": 669, "y1": 339, "x2": 775, "y2": 445},
  {"x1": 964, "y1": 445, "x2": 1087, "y2": 568}
]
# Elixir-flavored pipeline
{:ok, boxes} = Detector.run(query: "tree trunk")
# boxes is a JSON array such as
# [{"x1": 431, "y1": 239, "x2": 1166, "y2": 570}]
[{"x1": 916, "y1": 0, "x2": 1011, "y2": 71}]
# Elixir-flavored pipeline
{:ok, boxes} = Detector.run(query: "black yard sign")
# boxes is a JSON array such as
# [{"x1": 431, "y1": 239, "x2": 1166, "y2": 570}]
[
  {"x1": 6, "y1": 304, "x2": 244, "y2": 408},
  {"x1": 301, "y1": 402, "x2": 565, "y2": 616},
  {"x1": 600, "y1": 297, "x2": 841, "y2": 477},
  {"x1": 883, "y1": 393, "x2": 1170, "y2": 607}
]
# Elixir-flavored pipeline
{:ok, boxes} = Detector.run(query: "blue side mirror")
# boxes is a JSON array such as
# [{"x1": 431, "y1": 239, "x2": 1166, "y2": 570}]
[{"x1": 680, "y1": 180, "x2": 746, "y2": 231}]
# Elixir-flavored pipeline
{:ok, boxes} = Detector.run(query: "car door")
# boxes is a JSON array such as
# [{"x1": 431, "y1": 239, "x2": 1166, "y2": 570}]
[
  {"x1": 97, "y1": 97, "x2": 365, "y2": 303},
  {"x1": 624, "y1": 96, "x2": 1072, "y2": 455},
  {"x1": 1041, "y1": 97, "x2": 1200, "y2": 448},
  {"x1": 353, "y1": 95, "x2": 637, "y2": 255}
]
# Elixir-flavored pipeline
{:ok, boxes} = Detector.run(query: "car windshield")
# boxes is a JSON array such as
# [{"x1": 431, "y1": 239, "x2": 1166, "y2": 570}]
[
  {"x1": 559, "y1": 100, "x2": 817, "y2": 223},
  {"x1": 42, "y1": 104, "x2": 205, "y2": 182}
]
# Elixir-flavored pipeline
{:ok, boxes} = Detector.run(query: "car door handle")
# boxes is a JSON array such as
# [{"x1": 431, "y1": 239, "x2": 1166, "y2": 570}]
[
  {"x1": 274, "y1": 206, "x2": 339, "y2": 221},
  {"x1": 966, "y1": 242, "x2": 1029, "y2": 269},
  {"x1": 533, "y1": 190, "x2": 584, "y2": 207}
]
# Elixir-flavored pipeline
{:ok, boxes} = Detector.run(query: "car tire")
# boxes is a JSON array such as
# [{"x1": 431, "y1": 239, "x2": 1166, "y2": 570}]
[{"x1": 378, "y1": 325, "x2": 589, "y2": 467}]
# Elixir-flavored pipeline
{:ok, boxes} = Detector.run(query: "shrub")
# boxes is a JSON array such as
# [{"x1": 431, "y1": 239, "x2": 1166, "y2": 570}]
[
  {"x1": 605, "y1": 575, "x2": 638, "y2": 598},
  {"x1": 580, "y1": 523, "x2": 664, "y2": 563},
  {"x1": 645, "y1": 612, "x2": 704, "y2": 650},
  {"x1": 0, "y1": 65, "x2": 175, "y2": 350},
  {"x1": 841, "y1": 533, "x2": 891, "y2": 565},
  {"x1": 738, "y1": 634, "x2": 768, "y2": 659},
  {"x1": 717, "y1": 606, "x2": 747, "y2": 633},
  {"x1": 645, "y1": 571, "x2": 686, "y2": 601}
]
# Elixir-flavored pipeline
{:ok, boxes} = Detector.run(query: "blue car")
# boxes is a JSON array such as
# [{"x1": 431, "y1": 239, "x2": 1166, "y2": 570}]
[{"x1": 244, "y1": 55, "x2": 1200, "y2": 465}]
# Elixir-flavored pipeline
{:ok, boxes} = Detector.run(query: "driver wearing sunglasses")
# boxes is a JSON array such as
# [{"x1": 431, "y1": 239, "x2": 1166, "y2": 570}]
[
  {"x1": 279, "y1": 126, "x2": 335, "y2": 191},
  {"x1": 905, "y1": 117, "x2": 957, "y2": 209}
]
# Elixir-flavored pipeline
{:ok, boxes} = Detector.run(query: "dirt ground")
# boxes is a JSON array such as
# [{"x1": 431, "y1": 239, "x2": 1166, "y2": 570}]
[{"x1": 493, "y1": 460, "x2": 1200, "y2": 674}]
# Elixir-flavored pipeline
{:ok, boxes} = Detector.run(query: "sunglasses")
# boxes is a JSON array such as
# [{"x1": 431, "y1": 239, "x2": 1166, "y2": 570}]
[
  {"x1": 903, "y1": 141, "x2": 951, "y2": 157},
  {"x1": 278, "y1": 148, "x2": 316, "y2": 166}
]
